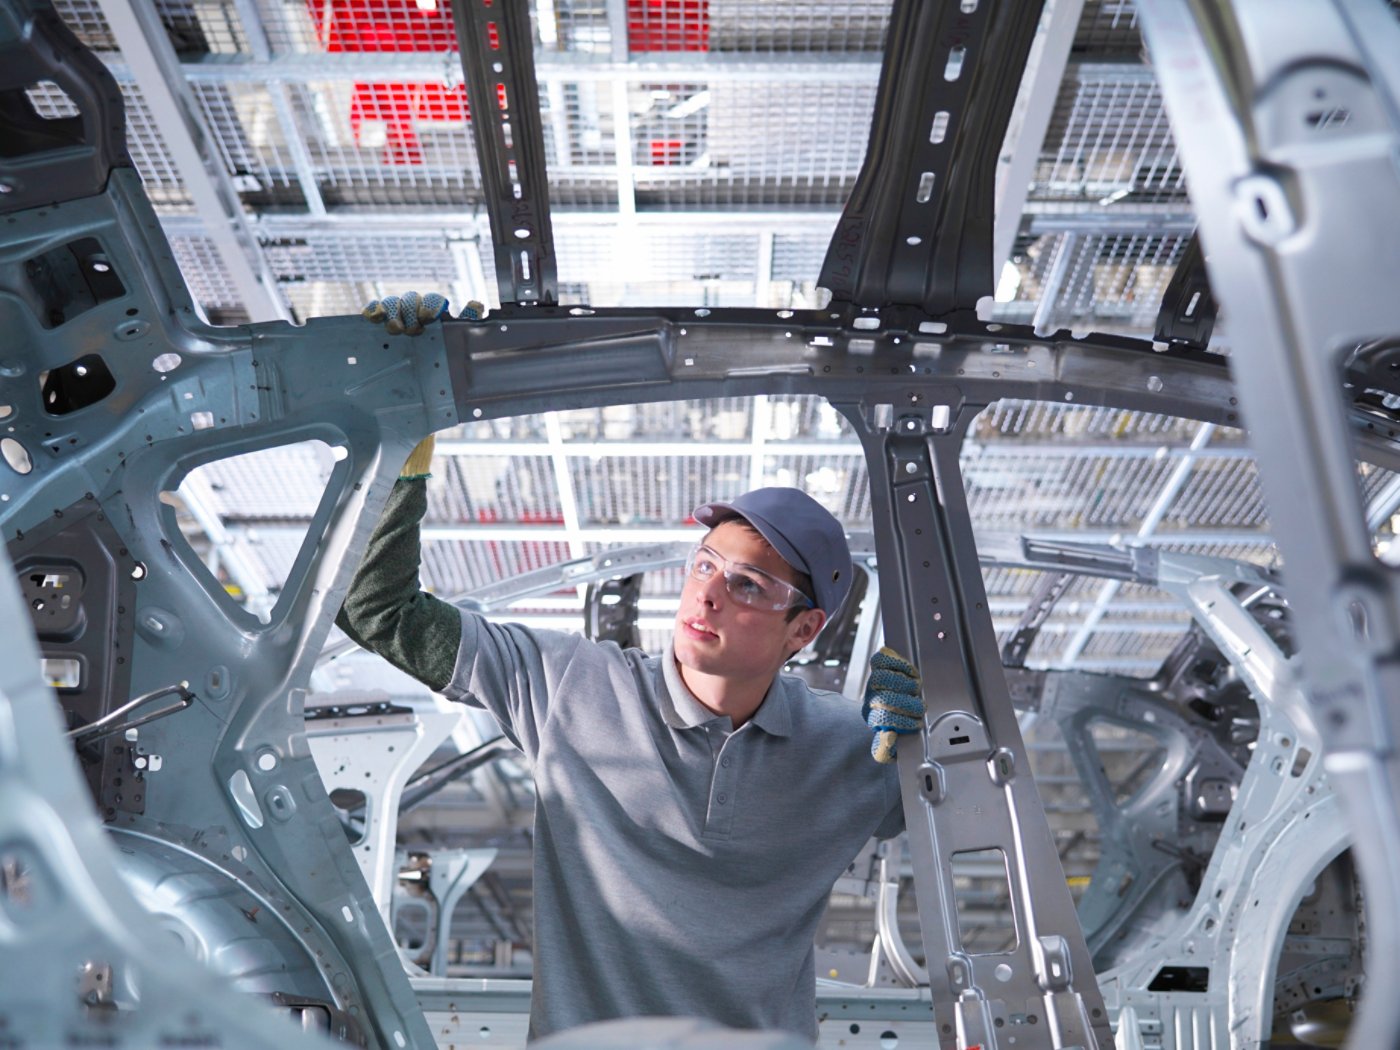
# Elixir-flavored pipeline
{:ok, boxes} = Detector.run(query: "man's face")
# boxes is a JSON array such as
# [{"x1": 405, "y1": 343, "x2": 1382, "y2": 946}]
[{"x1": 673, "y1": 521, "x2": 825, "y2": 685}]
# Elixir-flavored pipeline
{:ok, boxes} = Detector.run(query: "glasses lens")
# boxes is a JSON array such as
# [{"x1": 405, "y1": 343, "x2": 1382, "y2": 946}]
[
  {"x1": 687, "y1": 546, "x2": 804, "y2": 611},
  {"x1": 687, "y1": 547, "x2": 716, "y2": 579},
  {"x1": 726, "y1": 569, "x2": 781, "y2": 608}
]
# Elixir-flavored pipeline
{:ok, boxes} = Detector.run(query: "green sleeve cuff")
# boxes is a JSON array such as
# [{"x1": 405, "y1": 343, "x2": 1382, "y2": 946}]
[{"x1": 335, "y1": 477, "x2": 461, "y2": 691}]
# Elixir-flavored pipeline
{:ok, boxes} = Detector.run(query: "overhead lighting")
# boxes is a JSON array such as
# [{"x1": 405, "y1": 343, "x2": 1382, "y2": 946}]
[
  {"x1": 536, "y1": 0, "x2": 559, "y2": 45},
  {"x1": 994, "y1": 261, "x2": 1022, "y2": 303},
  {"x1": 415, "y1": 0, "x2": 438, "y2": 10},
  {"x1": 1098, "y1": 186, "x2": 1132, "y2": 206}
]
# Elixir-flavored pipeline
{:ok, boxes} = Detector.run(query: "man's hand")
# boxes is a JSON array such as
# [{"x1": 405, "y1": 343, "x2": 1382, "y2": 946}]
[
  {"x1": 862, "y1": 647, "x2": 924, "y2": 764},
  {"x1": 362, "y1": 292, "x2": 486, "y2": 336}
]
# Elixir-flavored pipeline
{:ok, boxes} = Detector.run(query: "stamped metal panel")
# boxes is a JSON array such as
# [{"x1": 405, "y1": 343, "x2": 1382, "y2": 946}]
[
  {"x1": 452, "y1": 0, "x2": 557, "y2": 305},
  {"x1": 0, "y1": 540, "x2": 343, "y2": 1045},
  {"x1": 1091, "y1": 553, "x2": 1338, "y2": 1048},
  {"x1": 0, "y1": 156, "x2": 450, "y2": 1045},
  {"x1": 841, "y1": 399, "x2": 1113, "y2": 1050},
  {"x1": 819, "y1": 0, "x2": 1045, "y2": 315},
  {"x1": 0, "y1": 0, "x2": 127, "y2": 213},
  {"x1": 1135, "y1": 1, "x2": 1400, "y2": 1046}
]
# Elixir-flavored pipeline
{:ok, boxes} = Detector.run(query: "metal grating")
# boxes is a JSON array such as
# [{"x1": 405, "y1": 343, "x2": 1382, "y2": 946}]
[
  {"x1": 555, "y1": 398, "x2": 756, "y2": 441},
  {"x1": 262, "y1": 231, "x2": 463, "y2": 283},
  {"x1": 279, "y1": 282, "x2": 377, "y2": 322},
  {"x1": 24, "y1": 80, "x2": 81, "y2": 118},
  {"x1": 983, "y1": 566, "x2": 1188, "y2": 676},
  {"x1": 429, "y1": 456, "x2": 563, "y2": 525},
  {"x1": 184, "y1": 440, "x2": 340, "y2": 520},
  {"x1": 1004, "y1": 231, "x2": 1192, "y2": 334},
  {"x1": 578, "y1": 278, "x2": 761, "y2": 308},
  {"x1": 55, "y1": 0, "x2": 252, "y2": 54},
  {"x1": 259, "y1": 0, "x2": 458, "y2": 55},
  {"x1": 167, "y1": 234, "x2": 250, "y2": 323},
  {"x1": 422, "y1": 539, "x2": 574, "y2": 596},
  {"x1": 541, "y1": 82, "x2": 620, "y2": 208},
  {"x1": 571, "y1": 454, "x2": 753, "y2": 526},
  {"x1": 972, "y1": 402, "x2": 1216, "y2": 444},
  {"x1": 541, "y1": 0, "x2": 614, "y2": 57},
  {"x1": 226, "y1": 526, "x2": 314, "y2": 593},
  {"x1": 772, "y1": 231, "x2": 839, "y2": 284},
  {"x1": 708, "y1": 0, "x2": 890, "y2": 52},
  {"x1": 452, "y1": 415, "x2": 553, "y2": 442},
  {"x1": 1161, "y1": 458, "x2": 1268, "y2": 531},
  {"x1": 763, "y1": 454, "x2": 871, "y2": 526},
  {"x1": 556, "y1": 226, "x2": 758, "y2": 289},
  {"x1": 964, "y1": 449, "x2": 1181, "y2": 532},
  {"x1": 630, "y1": 80, "x2": 877, "y2": 209},
  {"x1": 1072, "y1": 625, "x2": 1183, "y2": 669},
  {"x1": 53, "y1": 0, "x2": 116, "y2": 51},
  {"x1": 1036, "y1": 70, "x2": 1182, "y2": 205},
  {"x1": 163, "y1": 0, "x2": 249, "y2": 55},
  {"x1": 1071, "y1": 0, "x2": 1141, "y2": 58},
  {"x1": 120, "y1": 82, "x2": 194, "y2": 209},
  {"x1": 767, "y1": 395, "x2": 854, "y2": 441},
  {"x1": 192, "y1": 82, "x2": 304, "y2": 207},
  {"x1": 982, "y1": 568, "x2": 1120, "y2": 607},
  {"x1": 287, "y1": 80, "x2": 481, "y2": 207}
]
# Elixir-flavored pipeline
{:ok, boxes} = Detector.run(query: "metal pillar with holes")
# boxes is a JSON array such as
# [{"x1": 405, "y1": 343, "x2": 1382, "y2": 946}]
[{"x1": 845, "y1": 397, "x2": 1113, "y2": 1050}]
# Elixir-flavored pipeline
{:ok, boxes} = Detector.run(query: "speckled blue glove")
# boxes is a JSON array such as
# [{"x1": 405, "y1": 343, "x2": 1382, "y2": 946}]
[
  {"x1": 862, "y1": 647, "x2": 924, "y2": 764},
  {"x1": 362, "y1": 292, "x2": 486, "y2": 335}
]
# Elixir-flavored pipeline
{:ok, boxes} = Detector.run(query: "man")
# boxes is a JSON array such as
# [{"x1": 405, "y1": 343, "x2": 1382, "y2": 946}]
[{"x1": 338, "y1": 296, "x2": 924, "y2": 1042}]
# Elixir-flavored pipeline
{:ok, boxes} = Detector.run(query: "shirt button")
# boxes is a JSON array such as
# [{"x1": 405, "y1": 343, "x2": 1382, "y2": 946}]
[
  {"x1": 721, "y1": 757, "x2": 731, "y2": 767},
  {"x1": 717, "y1": 793, "x2": 727, "y2": 804}
]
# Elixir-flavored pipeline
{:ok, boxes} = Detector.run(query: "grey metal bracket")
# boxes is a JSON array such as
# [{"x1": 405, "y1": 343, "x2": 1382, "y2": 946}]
[
  {"x1": 1, "y1": 167, "x2": 449, "y2": 1047},
  {"x1": 0, "y1": 1, "x2": 127, "y2": 213},
  {"x1": 1097, "y1": 556, "x2": 1337, "y2": 1049},
  {"x1": 1153, "y1": 233, "x2": 1217, "y2": 351},
  {"x1": 0, "y1": 539, "x2": 341, "y2": 1049},
  {"x1": 819, "y1": 0, "x2": 1045, "y2": 314},
  {"x1": 452, "y1": 0, "x2": 557, "y2": 305},
  {"x1": 1000, "y1": 570, "x2": 1076, "y2": 668},
  {"x1": 842, "y1": 398, "x2": 1113, "y2": 1050},
  {"x1": 439, "y1": 303, "x2": 1245, "y2": 427},
  {"x1": 1135, "y1": 2, "x2": 1400, "y2": 1046}
]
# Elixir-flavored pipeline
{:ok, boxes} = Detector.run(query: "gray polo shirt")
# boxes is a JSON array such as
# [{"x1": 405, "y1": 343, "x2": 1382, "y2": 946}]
[
  {"x1": 440, "y1": 616, "x2": 903, "y2": 1042},
  {"x1": 334, "y1": 478, "x2": 904, "y2": 1042}
]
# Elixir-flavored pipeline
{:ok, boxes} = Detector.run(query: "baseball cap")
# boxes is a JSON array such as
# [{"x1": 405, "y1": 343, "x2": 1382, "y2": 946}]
[{"x1": 691, "y1": 488, "x2": 853, "y2": 616}]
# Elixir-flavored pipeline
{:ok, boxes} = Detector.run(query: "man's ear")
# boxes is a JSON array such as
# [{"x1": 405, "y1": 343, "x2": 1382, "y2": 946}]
[{"x1": 787, "y1": 608, "x2": 827, "y2": 650}]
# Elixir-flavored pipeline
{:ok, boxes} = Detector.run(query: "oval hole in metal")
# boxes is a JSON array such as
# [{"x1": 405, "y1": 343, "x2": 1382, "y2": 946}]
[
  {"x1": 1348, "y1": 599, "x2": 1369, "y2": 642},
  {"x1": 1, "y1": 437, "x2": 32, "y2": 474}
]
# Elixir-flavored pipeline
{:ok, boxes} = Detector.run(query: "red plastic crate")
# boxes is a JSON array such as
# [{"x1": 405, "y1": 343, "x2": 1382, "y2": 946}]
[
  {"x1": 306, "y1": 0, "x2": 459, "y2": 53},
  {"x1": 349, "y1": 82, "x2": 469, "y2": 165},
  {"x1": 627, "y1": 0, "x2": 709, "y2": 52}
]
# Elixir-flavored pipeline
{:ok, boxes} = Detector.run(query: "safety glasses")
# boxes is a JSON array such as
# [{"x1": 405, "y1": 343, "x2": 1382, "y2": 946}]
[{"x1": 683, "y1": 544, "x2": 815, "y2": 612}]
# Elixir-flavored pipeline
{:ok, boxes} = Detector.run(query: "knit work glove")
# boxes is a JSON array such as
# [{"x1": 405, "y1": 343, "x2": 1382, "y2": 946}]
[
  {"x1": 361, "y1": 293, "x2": 487, "y2": 336},
  {"x1": 862, "y1": 647, "x2": 924, "y2": 764},
  {"x1": 362, "y1": 291, "x2": 449, "y2": 336},
  {"x1": 400, "y1": 435, "x2": 435, "y2": 480}
]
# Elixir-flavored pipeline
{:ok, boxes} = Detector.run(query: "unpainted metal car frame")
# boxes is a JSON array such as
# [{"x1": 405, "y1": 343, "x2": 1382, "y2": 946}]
[{"x1": 0, "y1": 0, "x2": 1398, "y2": 1048}]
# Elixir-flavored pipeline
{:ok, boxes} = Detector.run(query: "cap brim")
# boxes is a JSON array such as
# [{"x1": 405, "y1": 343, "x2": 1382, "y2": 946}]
[{"x1": 691, "y1": 501, "x2": 811, "y2": 580}]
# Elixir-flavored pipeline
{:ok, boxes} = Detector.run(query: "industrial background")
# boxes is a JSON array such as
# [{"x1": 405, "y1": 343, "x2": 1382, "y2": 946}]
[{"x1": 41, "y1": 0, "x2": 1395, "y2": 986}]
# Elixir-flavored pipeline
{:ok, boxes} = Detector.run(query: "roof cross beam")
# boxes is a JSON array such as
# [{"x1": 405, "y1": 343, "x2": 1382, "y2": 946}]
[{"x1": 452, "y1": 0, "x2": 558, "y2": 306}]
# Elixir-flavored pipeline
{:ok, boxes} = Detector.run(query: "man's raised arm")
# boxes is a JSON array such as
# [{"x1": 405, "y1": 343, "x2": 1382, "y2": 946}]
[{"x1": 336, "y1": 434, "x2": 462, "y2": 692}]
